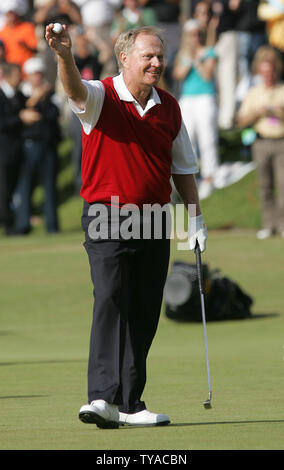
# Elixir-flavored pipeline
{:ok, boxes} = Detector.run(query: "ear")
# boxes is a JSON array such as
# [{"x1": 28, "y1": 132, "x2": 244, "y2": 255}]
[{"x1": 120, "y1": 51, "x2": 128, "y2": 69}]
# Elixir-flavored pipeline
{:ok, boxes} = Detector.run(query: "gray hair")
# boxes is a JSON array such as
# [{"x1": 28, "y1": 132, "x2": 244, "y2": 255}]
[{"x1": 114, "y1": 26, "x2": 165, "y2": 71}]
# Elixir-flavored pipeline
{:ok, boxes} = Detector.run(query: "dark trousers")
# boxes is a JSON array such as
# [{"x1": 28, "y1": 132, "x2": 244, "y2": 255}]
[
  {"x1": 252, "y1": 137, "x2": 284, "y2": 232},
  {"x1": 82, "y1": 203, "x2": 170, "y2": 413},
  {"x1": 0, "y1": 157, "x2": 20, "y2": 231},
  {"x1": 13, "y1": 139, "x2": 59, "y2": 233}
]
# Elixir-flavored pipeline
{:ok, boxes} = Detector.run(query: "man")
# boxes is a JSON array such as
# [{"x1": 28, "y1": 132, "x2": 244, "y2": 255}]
[
  {"x1": 45, "y1": 23, "x2": 208, "y2": 428},
  {"x1": 211, "y1": 0, "x2": 241, "y2": 130},
  {"x1": 12, "y1": 57, "x2": 60, "y2": 235},
  {"x1": 237, "y1": 45, "x2": 284, "y2": 240},
  {"x1": 0, "y1": 2, "x2": 38, "y2": 73},
  {"x1": 0, "y1": 62, "x2": 39, "y2": 235}
]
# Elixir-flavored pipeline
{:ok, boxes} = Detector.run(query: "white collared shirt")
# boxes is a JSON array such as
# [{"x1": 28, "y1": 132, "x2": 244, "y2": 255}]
[
  {"x1": 69, "y1": 73, "x2": 198, "y2": 175},
  {"x1": 0, "y1": 80, "x2": 16, "y2": 99}
]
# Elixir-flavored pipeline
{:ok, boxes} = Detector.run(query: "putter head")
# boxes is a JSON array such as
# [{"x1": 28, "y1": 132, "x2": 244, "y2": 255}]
[
  {"x1": 203, "y1": 399, "x2": 212, "y2": 409},
  {"x1": 203, "y1": 392, "x2": 212, "y2": 409}
]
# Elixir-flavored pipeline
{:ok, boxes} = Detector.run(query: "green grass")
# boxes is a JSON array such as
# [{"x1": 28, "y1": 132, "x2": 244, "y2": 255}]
[
  {"x1": 0, "y1": 139, "x2": 283, "y2": 450},
  {"x1": 202, "y1": 170, "x2": 261, "y2": 230},
  {"x1": 0, "y1": 230, "x2": 283, "y2": 450}
]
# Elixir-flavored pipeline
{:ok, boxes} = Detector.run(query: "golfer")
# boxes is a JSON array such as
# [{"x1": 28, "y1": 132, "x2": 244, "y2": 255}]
[{"x1": 45, "y1": 24, "x2": 208, "y2": 428}]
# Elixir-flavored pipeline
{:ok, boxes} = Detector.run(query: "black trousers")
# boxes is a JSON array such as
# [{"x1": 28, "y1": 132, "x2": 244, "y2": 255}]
[
  {"x1": 13, "y1": 140, "x2": 59, "y2": 233},
  {"x1": 82, "y1": 202, "x2": 170, "y2": 413},
  {"x1": 0, "y1": 157, "x2": 20, "y2": 231}
]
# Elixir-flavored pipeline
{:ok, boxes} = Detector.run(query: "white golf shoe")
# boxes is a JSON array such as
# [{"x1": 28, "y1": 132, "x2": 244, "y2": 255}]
[
  {"x1": 119, "y1": 409, "x2": 170, "y2": 426},
  {"x1": 79, "y1": 399, "x2": 119, "y2": 429},
  {"x1": 256, "y1": 228, "x2": 273, "y2": 240}
]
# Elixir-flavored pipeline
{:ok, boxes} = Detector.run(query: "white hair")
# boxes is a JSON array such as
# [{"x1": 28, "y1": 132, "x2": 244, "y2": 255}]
[{"x1": 114, "y1": 26, "x2": 164, "y2": 72}]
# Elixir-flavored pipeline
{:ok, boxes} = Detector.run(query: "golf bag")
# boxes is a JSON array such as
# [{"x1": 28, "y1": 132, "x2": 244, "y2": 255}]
[{"x1": 163, "y1": 261, "x2": 253, "y2": 322}]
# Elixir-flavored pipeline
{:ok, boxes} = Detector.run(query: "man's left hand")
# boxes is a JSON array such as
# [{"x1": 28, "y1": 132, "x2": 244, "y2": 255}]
[{"x1": 188, "y1": 214, "x2": 208, "y2": 252}]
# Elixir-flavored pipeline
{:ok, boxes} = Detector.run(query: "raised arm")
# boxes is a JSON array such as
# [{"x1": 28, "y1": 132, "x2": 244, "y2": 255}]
[{"x1": 45, "y1": 23, "x2": 87, "y2": 109}]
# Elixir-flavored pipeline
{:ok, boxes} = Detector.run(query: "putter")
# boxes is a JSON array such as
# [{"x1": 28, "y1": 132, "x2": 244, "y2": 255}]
[{"x1": 194, "y1": 241, "x2": 212, "y2": 409}]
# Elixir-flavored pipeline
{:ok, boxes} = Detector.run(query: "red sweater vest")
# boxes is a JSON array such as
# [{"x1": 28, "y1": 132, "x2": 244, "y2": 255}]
[{"x1": 80, "y1": 77, "x2": 181, "y2": 207}]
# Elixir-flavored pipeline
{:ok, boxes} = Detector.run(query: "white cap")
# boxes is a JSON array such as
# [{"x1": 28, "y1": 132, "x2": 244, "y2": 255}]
[
  {"x1": 2, "y1": 0, "x2": 28, "y2": 16},
  {"x1": 183, "y1": 19, "x2": 200, "y2": 32},
  {"x1": 23, "y1": 57, "x2": 46, "y2": 75}
]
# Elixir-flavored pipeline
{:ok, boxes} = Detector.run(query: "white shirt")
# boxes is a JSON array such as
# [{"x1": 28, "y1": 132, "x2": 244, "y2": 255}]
[
  {"x1": 69, "y1": 73, "x2": 198, "y2": 175},
  {"x1": 74, "y1": 0, "x2": 122, "y2": 27},
  {"x1": 0, "y1": 80, "x2": 16, "y2": 99}
]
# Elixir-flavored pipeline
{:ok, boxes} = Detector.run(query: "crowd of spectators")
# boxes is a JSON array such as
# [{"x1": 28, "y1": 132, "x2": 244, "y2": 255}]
[{"x1": 0, "y1": 0, "x2": 283, "y2": 238}]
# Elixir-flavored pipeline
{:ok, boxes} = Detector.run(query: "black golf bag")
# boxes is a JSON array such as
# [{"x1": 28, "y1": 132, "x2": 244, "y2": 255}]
[{"x1": 163, "y1": 261, "x2": 253, "y2": 322}]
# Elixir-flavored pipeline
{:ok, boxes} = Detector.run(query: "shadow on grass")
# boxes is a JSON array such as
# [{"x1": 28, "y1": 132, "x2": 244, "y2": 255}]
[
  {"x1": 169, "y1": 419, "x2": 284, "y2": 427},
  {"x1": 165, "y1": 312, "x2": 280, "y2": 324},
  {"x1": 0, "y1": 359, "x2": 86, "y2": 367},
  {"x1": 249, "y1": 313, "x2": 280, "y2": 320},
  {"x1": 203, "y1": 312, "x2": 280, "y2": 323},
  {"x1": 0, "y1": 395, "x2": 48, "y2": 399},
  {"x1": 119, "y1": 419, "x2": 284, "y2": 430}
]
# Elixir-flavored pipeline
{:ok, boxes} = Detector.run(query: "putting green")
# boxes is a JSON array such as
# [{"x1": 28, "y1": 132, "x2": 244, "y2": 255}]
[{"x1": 0, "y1": 230, "x2": 283, "y2": 450}]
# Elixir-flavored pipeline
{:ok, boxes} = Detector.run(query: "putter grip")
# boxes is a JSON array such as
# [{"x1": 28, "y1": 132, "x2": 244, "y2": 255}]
[{"x1": 194, "y1": 242, "x2": 204, "y2": 294}]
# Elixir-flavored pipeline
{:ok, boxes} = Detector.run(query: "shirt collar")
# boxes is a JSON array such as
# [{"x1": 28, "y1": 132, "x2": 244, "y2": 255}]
[
  {"x1": 112, "y1": 73, "x2": 161, "y2": 116},
  {"x1": 1, "y1": 80, "x2": 16, "y2": 98}
]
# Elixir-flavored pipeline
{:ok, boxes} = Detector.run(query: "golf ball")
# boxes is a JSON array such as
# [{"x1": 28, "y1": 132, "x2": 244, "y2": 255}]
[{"x1": 52, "y1": 23, "x2": 63, "y2": 34}]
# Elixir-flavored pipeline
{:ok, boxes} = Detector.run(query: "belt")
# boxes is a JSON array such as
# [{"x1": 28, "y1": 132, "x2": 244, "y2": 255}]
[{"x1": 256, "y1": 134, "x2": 284, "y2": 140}]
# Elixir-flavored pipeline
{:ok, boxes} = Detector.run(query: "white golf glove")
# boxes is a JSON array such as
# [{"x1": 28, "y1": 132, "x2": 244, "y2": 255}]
[{"x1": 188, "y1": 214, "x2": 208, "y2": 252}]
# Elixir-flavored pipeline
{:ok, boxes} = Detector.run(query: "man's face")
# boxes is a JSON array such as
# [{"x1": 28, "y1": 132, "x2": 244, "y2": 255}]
[
  {"x1": 123, "y1": 0, "x2": 138, "y2": 9},
  {"x1": 27, "y1": 71, "x2": 44, "y2": 88},
  {"x1": 121, "y1": 33, "x2": 165, "y2": 88},
  {"x1": 194, "y1": 2, "x2": 210, "y2": 27},
  {"x1": 5, "y1": 11, "x2": 18, "y2": 26},
  {"x1": 258, "y1": 61, "x2": 277, "y2": 86},
  {"x1": 7, "y1": 66, "x2": 22, "y2": 88}
]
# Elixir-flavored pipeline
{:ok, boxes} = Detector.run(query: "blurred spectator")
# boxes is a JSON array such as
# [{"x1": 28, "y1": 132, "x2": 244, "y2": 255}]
[
  {"x1": 234, "y1": 0, "x2": 267, "y2": 106},
  {"x1": 111, "y1": 0, "x2": 157, "y2": 43},
  {"x1": 33, "y1": 0, "x2": 82, "y2": 88},
  {"x1": 237, "y1": 46, "x2": 284, "y2": 239},
  {"x1": 257, "y1": 0, "x2": 284, "y2": 75},
  {"x1": 12, "y1": 56, "x2": 60, "y2": 234},
  {"x1": 211, "y1": 0, "x2": 241, "y2": 130},
  {"x1": 0, "y1": 62, "x2": 27, "y2": 235},
  {"x1": 236, "y1": 0, "x2": 266, "y2": 79},
  {"x1": 0, "y1": 7, "x2": 6, "y2": 30},
  {"x1": 192, "y1": 0, "x2": 219, "y2": 46},
  {"x1": 72, "y1": 0, "x2": 122, "y2": 77},
  {"x1": 0, "y1": 40, "x2": 6, "y2": 80},
  {"x1": 173, "y1": 19, "x2": 219, "y2": 200},
  {"x1": 33, "y1": 0, "x2": 82, "y2": 26},
  {"x1": 74, "y1": 0, "x2": 121, "y2": 27},
  {"x1": 140, "y1": 0, "x2": 182, "y2": 93},
  {"x1": 141, "y1": 0, "x2": 180, "y2": 22},
  {"x1": 70, "y1": 26, "x2": 112, "y2": 194},
  {"x1": 24, "y1": 0, "x2": 37, "y2": 20},
  {"x1": 0, "y1": 0, "x2": 38, "y2": 73},
  {"x1": 73, "y1": 26, "x2": 109, "y2": 80}
]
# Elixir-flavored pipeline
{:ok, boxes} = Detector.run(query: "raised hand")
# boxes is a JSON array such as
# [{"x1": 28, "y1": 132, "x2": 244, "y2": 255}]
[{"x1": 45, "y1": 23, "x2": 72, "y2": 59}]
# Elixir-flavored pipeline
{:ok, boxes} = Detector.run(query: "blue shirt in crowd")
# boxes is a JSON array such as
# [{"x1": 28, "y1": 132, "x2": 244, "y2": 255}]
[{"x1": 181, "y1": 47, "x2": 218, "y2": 96}]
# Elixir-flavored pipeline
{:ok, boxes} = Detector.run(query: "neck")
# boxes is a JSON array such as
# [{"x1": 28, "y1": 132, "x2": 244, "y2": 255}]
[
  {"x1": 123, "y1": 75, "x2": 152, "y2": 109},
  {"x1": 264, "y1": 80, "x2": 276, "y2": 88},
  {"x1": 131, "y1": 88, "x2": 152, "y2": 109}
]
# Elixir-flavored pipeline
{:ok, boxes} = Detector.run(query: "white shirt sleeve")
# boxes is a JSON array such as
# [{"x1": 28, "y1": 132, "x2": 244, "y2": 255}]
[
  {"x1": 68, "y1": 79, "x2": 105, "y2": 135},
  {"x1": 171, "y1": 119, "x2": 199, "y2": 174}
]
